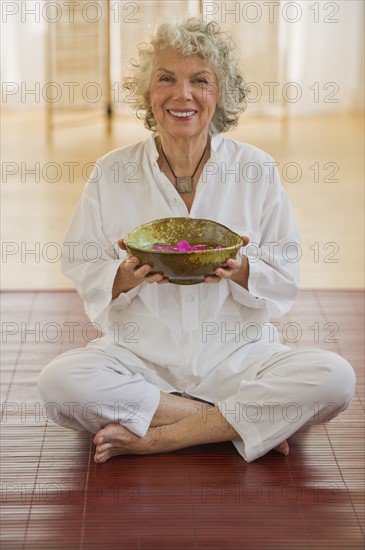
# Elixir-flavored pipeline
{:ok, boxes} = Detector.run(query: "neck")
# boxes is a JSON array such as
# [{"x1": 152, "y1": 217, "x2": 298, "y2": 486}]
[{"x1": 157, "y1": 134, "x2": 209, "y2": 175}]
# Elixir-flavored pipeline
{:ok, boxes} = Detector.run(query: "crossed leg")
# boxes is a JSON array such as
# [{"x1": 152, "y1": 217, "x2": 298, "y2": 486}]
[{"x1": 93, "y1": 392, "x2": 289, "y2": 463}]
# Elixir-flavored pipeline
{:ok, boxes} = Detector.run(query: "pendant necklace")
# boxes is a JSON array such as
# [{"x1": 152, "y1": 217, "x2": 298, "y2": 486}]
[{"x1": 161, "y1": 143, "x2": 207, "y2": 193}]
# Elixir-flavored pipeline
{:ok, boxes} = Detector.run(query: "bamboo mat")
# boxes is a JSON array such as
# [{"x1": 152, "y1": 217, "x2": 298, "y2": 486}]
[{"x1": 1, "y1": 290, "x2": 364, "y2": 549}]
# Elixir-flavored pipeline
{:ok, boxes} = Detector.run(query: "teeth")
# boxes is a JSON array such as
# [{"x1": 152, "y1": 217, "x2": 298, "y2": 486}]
[{"x1": 169, "y1": 110, "x2": 195, "y2": 118}]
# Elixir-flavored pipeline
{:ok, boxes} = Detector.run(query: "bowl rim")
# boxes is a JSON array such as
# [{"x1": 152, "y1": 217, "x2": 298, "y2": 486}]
[{"x1": 124, "y1": 217, "x2": 242, "y2": 254}]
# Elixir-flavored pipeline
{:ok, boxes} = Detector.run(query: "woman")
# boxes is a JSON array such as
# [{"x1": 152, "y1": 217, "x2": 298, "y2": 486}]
[{"x1": 38, "y1": 18, "x2": 355, "y2": 463}]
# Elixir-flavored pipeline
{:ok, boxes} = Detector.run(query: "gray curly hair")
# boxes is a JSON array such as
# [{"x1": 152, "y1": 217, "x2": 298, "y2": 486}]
[{"x1": 123, "y1": 18, "x2": 248, "y2": 134}]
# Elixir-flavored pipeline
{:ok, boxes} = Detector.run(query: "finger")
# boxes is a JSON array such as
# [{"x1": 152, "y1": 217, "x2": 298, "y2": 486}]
[
  {"x1": 214, "y1": 267, "x2": 233, "y2": 279},
  {"x1": 144, "y1": 272, "x2": 165, "y2": 284},
  {"x1": 124, "y1": 258, "x2": 166, "y2": 283},
  {"x1": 204, "y1": 274, "x2": 221, "y2": 284},
  {"x1": 205, "y1": 263, "x2": 235, "y2": 282},
  {"x1": 123, "y1": 258, "x2": 153, "y2": 279},
  {"x1": 133, "y1": 263, "x2": 154, "y2": 278},
  {"x1": 241, "y1": 235, "x2": 250, "y2": 246},
  {"x1": 226, "y1": 258, "x2": 241, "y2": 270},
  {"x1": 118, "y1": 239, "x2": 127, "y2": 250},
  {"x1": 123, "y1": 257, "x2": 141, "y2": 272},
  {"x1": 133, "y1": 263, "x2": 167, "y2": 282}
]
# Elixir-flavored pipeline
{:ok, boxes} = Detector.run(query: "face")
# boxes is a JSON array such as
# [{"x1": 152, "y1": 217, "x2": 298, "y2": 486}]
[{"x1": 148, "y1": 48, "x2": 219, "y2": 142}]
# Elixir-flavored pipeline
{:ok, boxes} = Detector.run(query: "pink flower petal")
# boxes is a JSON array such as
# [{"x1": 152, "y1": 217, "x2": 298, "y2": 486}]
[{"x1": 152, "y1": 240, "x2": 222, "y2": 252}]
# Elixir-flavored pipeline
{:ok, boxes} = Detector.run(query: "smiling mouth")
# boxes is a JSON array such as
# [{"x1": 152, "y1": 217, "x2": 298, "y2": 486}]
[{"x1": 167, "y1": 110, "x2": 197, "y2": 118}]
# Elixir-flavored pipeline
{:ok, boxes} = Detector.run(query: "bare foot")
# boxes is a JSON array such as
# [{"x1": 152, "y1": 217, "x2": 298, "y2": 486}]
[
  {"x1": 93, "y1": 423, "x2": 163, "y2": 463},
  {"x1": 93, "y1": 423, "x2": 290, "y2": 464},
  {"x1": 274, "y1": 440, "x2": 289, "y2": 456}
]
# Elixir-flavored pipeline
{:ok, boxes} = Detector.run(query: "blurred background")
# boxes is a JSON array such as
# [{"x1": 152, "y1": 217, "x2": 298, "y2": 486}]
[{"x1": 1, "y1": 0, "x2": 364, "y2": 289}]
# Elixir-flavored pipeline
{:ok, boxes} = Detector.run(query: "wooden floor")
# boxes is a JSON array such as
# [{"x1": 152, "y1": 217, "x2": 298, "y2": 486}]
[
  {"x1": 1, "y1": 289, "x2": 364, "y2": 549},
  {"x1": 1, "y1": 111, "x2": 364, "y2": 290}
]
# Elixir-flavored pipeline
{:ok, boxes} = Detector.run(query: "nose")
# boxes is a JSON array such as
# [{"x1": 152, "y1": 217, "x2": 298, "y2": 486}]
[{"x1": 173, "y1": 80, "x2": 192, "y2": 101}]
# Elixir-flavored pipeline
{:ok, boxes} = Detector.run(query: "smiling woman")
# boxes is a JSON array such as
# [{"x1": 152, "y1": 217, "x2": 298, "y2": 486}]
[
  {"x1": 37, "y1": 17, "x2": 356, "y2": 466},
  {"x1": 123, "y1": 19, "x2": 248, "y2": 134},
  {"x1": 147, "y1": 48, "x2": 219, "y2": 194},
  {"x1": 122, "y1": 19, "x2": 249, "y2": 207}
]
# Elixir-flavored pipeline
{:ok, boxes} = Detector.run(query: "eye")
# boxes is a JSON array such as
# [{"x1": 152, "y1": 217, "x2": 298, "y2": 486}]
[
  {"x1": 193, "y1": 77, "x2": 208, "y2": 84},
  {"x1": 159, "y1": 75, "x2": 174, "y2": 82}
]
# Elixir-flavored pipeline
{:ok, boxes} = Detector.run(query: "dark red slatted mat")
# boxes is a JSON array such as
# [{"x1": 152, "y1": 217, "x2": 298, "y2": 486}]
[{"x1": 1, "y1": 290, "x2": 364, "y2": 549}]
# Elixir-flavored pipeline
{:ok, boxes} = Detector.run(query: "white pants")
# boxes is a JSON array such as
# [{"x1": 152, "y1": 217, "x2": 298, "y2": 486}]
[{"x1": 37, "y1": 342, "x2": 356, "y2": 462}]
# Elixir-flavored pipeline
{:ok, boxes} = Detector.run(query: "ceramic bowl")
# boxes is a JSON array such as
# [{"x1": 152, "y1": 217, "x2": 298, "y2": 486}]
[{"x1": 123, "y1": 217, "x2": 242, "y2": 285}]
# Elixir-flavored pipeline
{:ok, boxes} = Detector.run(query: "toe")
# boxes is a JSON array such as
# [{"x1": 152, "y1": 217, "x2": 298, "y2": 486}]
[
  {"x1": 93, "y1": 433, "x2": 104, "y2": 445},
  {"x1": 274, "y1": 440, "x2": 289, "y2": 456},
  {"x1": 94, "y1": 452, "x2": 101, "y2": 463},
  {"x1": 95, "y1": 453, "x2": 107, "y2": 464},
  {"x1": 97, "y1": 442, "x2": 112, "y2": 453}
]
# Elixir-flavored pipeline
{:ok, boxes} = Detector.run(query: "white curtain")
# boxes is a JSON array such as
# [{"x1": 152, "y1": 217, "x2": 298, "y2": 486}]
[
  {"x1": 1, "y1": 0, "x2": 363, "y2": 114},
  {"x1": 1, "y1": 1, "x2": 46, "y2": 109},
  {"x1": 202, "y1": 0, "x2": 364, "y2": 115},
  {"x1": 283, "y1": 0, "x2": 364, "y2": 114}
]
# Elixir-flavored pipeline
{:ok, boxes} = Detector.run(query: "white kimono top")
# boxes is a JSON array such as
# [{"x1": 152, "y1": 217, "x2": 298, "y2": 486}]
[{"x1": 61, "y1": 134, "x2": 300, "y2": 392}]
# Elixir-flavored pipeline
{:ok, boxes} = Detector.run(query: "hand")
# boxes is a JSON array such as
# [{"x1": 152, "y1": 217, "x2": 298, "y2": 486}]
[
  {"x1": 204, "y1": 236, "x2": 250, "y2": 288},
  {"x1": 117, "y1": 239, "x2": 169, "y2": 285}
]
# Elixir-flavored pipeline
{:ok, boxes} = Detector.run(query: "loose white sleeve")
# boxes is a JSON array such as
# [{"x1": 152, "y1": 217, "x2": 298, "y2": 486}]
[
  {"x1": 229, "y1": 164, "x2": 300, "y2": 318},
  {"x1": 61, "y1": 164, "x2": 140, "y2": 326}
]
